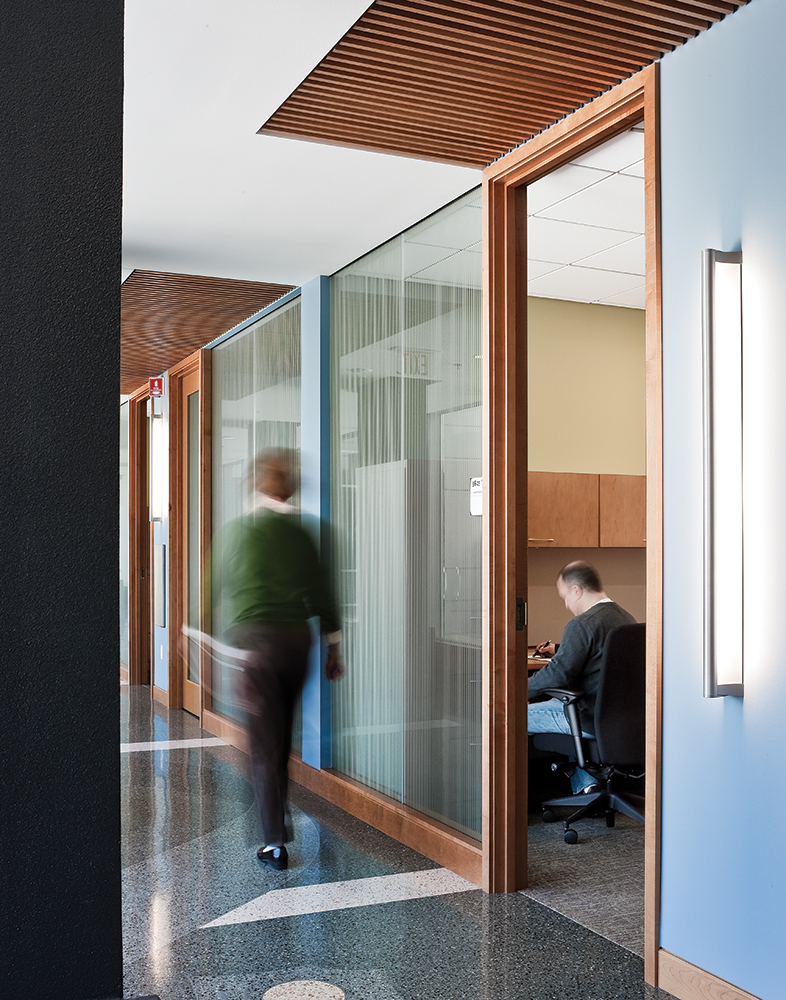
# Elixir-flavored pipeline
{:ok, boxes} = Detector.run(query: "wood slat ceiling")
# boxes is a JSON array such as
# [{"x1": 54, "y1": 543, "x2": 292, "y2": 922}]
[
  {"x1": 259, "y1": 0, "x2": 748, "y2": 168},
  {"x1": 121, "y1": 270, "x2": 295, "y2": 394}
]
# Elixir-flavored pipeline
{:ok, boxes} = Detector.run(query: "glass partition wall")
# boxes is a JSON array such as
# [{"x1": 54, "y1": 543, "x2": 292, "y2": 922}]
[
  {"x1": 330, "y1": 189, "x2": 483, "y2": 838},
  {"x1": 210, "y1": 297, "x2": 302, "y2": 742}
]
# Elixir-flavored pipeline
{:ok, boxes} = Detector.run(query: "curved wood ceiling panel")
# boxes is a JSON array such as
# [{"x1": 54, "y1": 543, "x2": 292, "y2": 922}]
[
  {"x1": 121, "y1": 270, "x2": 294, "y2": 394},
  {"x1": 259, "y1": 0, "x2": 748, "y2": 168}
]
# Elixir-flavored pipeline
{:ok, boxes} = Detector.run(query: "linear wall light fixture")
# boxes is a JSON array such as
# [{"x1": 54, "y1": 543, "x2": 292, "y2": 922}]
[{"x1": 702, "y1": 248, "x2": 744, "y2": 698}]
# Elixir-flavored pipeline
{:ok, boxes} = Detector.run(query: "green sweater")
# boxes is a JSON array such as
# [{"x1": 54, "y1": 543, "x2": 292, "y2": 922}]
[{"x1": 212, "y1": 509, "x2": 340, "y2": 635}]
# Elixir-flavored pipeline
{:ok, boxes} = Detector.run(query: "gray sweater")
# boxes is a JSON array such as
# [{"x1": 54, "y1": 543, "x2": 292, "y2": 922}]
[{"x1": 528, "y1": 600, "x2": 637, "y2": 734}]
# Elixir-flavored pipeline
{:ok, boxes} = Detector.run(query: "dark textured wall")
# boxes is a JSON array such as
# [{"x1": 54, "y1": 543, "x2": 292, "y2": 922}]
[{"x1": 0, "y1": 3, "x2": 125, "y2": 997}]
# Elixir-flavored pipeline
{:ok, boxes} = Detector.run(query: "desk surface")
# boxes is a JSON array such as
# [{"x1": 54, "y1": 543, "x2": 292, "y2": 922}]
[{"x1": 527, "y1": 649, "x2": 550, "y2": 669}]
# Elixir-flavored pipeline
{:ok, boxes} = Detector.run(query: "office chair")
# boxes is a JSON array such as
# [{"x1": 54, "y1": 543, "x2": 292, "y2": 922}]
[{"x1": 531, "y1": 622, "x2": 646, "y2": 844}]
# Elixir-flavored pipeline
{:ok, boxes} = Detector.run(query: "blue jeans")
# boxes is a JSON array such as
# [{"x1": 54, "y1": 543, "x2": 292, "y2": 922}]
[{"x1": 528, "y1": 699, "x2": 596, "y2": 793}]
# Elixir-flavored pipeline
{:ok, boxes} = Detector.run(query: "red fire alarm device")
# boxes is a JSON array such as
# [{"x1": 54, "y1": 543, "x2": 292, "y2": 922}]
[{"x1": 149, "y1": 377, "x2": 164, "y2": 397}]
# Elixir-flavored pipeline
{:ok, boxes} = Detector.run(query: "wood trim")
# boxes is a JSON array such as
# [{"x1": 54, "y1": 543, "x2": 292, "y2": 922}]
[
  {"x1": 127, "y1": 383, "x2": 151, "y2": 687},
  {"x1": 167, "y1": 351, "x2": 201, "y2": 714},
  {"x1": 119, "y1": 664, "x2": 129, "y2": 683},
  {"x1": 658, "y1": 951, "x2": 762, "y2": 1000},
  {"x1": 199, "y1": 350, "x2": 212, "y2": 718},
  {"x1": 201, "y1": 708, "x2": 248, "y2": 752},
  {"x1": 152, "y1": 684, "x2": 170, "y2": 707},
  {"x1": 482, "y1": 62, "x2": 661, "y2": 948},
  {"x1": 644, "y1": 61, "x2": 664, "y2": 989},
  {"x1": 289, "y1": 758, "x2": 483, "y2": 887},
  {"x1": 484, "y1": 68, "x2": 646, "y2": 187}
]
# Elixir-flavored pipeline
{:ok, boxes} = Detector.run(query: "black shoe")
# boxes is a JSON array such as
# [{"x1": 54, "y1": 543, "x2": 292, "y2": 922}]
[{"x1": 257, "y1": 845, "x2": 288, "y2": 870}]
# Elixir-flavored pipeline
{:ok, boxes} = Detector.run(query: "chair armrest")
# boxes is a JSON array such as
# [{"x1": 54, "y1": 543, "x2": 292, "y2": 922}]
[
  {"x1": 540, "y1": 687, "x2": 583, "y2": 704},
  {"x1": 538, "y1": 687, "x2": 588, "y2": 769}
]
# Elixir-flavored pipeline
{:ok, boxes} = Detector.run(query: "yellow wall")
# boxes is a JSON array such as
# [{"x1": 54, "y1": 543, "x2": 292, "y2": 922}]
[{"x1": 528, "y1": 297, "x2": 646, "y2": 475}]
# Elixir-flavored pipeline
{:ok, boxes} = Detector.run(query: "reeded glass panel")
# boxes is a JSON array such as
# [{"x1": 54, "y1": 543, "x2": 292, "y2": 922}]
[
  {"x1": 211, "y1": 298, "x2": 302, "y2": 747},
  {"x1": 120, "y1": 401, "x2": 130, "y2": 668},
  {"x1": 330, "y1": 188, "x2": 483, "y2": 838},
  {"x1": 187, "y1": 390, "x2": 200, "y2": 684}
]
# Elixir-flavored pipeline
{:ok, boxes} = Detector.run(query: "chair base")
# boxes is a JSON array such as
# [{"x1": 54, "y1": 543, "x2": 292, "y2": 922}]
[{"x1": 542, "y1": 788, "x2": 644, "y2": 843}]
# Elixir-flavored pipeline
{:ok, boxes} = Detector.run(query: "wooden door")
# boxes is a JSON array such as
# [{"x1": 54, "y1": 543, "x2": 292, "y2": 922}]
[{"x1": 181, "y1": 370, "x2": 201, "y2": 716}]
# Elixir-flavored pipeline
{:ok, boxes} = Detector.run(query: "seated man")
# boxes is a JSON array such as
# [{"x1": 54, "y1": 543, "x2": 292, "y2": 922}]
[{"x1": 528, "y1": 560, "x2": 636, "y2": 794}]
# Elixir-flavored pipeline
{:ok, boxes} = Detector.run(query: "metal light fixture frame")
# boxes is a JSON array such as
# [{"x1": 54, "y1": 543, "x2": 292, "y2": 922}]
[{"x1": 702, "y1": 248, "x2": 744, "y2": 698}]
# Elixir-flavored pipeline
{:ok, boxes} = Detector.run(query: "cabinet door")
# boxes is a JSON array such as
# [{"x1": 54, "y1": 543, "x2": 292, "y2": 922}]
[
  {"x1": 599, "y1": 474, "x2": 646, "y2": 547},
  {"x1": 528, "y1": 472, "x2": 599, "y2": 547}
]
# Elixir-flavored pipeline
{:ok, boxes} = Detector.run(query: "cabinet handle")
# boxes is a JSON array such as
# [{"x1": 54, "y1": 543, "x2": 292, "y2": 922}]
[{"x1": 528, "y1": 538, "x2": 555, "y2": 542}]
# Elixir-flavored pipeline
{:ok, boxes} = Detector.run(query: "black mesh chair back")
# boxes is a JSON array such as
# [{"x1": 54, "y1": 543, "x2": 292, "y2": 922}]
[{"x1": 593, "y1": 622, "x2": 646, "y2": 769}]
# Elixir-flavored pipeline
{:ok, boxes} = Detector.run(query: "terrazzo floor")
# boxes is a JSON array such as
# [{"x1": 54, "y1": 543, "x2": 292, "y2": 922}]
[{"x1": 121, "y1": 687, "x2": 669, "y2": 1000}]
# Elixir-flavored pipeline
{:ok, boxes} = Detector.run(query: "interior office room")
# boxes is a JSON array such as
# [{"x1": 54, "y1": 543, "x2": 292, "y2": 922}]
[{"x1": 7, "y1": 2, "x2": 786, "y2": 1000}]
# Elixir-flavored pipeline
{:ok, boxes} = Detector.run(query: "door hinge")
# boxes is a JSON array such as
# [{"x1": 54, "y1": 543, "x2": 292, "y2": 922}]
[{"x1": 516, "y1": 598, "x2": 527, "y2": 631}]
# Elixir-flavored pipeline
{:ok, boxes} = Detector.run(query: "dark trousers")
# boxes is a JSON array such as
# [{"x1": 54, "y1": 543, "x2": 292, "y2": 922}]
[{"x1": 229, "y1": 622, "x2": 311, "y2": 847}]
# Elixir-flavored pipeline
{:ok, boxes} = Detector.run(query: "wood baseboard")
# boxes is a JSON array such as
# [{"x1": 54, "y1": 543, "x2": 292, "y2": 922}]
[
  {"x1": 201, "y1": 708, "x2": 249, "y2": 753},
  {"x1": 658, "y1": 950, "x2": 761, "y2": 1000},
  {"x1": 120, "y1": 664, "x2": 129, "y2": 683},
  {"x1": 289, "y1": 757, "x2": 482, "y2": 886},
  {"x1": 152, "y1": 685, "x2": 169, "y2": 707}
]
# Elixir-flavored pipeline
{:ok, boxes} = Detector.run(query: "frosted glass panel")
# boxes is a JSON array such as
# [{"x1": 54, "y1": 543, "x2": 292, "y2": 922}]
[
  {"x1": 331, "y1": 188, "x2": 483, "y2": 838},
  {"x1": 210, "y1": 298, "x2": 302, "y2": 747}
]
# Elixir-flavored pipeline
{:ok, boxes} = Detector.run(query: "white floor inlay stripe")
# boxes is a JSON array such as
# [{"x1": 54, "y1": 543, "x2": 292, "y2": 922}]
[
  {"x1": 202, "y1": 868, "x2": 476, "y2": 928},
  {"x1": 121, "y1": 738, "x2": 227, "y2": 753}
]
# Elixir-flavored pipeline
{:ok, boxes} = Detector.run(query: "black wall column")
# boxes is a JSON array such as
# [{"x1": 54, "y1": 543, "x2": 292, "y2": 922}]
[{"x1": 0, "y1": 3, "x2": 125, "y2": 997}]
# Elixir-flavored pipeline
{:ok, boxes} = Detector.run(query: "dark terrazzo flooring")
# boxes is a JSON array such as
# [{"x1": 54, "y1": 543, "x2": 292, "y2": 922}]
[{"x1": 121, "y1": 687, "x2": 667, "y2": 1000}]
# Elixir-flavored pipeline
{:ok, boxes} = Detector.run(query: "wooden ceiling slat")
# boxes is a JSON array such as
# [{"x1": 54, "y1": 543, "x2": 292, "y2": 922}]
[
  {"x1": 259, "y1": 0, "x2": 749, "y2": 168},
  {"x1": 356, "y1": 21, "x2": 636, "y2": 83},
  {"x1": 336, "y1": 35, "x2": 611, "y2": 93},
  {"x1": 283, "y1": 93, "x2": 550, "y2": 138},
  {"x1": 120, "y1": 271, "x2": 294, "y2": 394},
  {"x1": 321, "y1": 49, "x2": 600, "y2": 105},
  {"x1": 295, "y1": 76, "x2": 573, "y2": 125},
  {"x1": 368, "y1": 4, "x2": 670, "y2": 64},
  {"x1": 375, "y1": 0, "x2": 681, "y2": 56}
]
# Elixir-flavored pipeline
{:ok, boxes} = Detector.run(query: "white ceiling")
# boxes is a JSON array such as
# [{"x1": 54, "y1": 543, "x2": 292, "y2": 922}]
[
  {"x1": 122, "y1": 0, "x2": 481, "y2": 286},
  {"x1": 122, "y1": 3, "x2": 644, "y2": 310}
]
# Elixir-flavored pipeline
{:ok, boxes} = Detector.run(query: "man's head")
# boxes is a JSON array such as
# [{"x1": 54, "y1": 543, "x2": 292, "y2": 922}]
[
  {"x1": 252, "y1": 448, "x2": 298, "y2": 502},
  {"x1": 557, "y1": 561, "x2": 604, "y2": 616}
]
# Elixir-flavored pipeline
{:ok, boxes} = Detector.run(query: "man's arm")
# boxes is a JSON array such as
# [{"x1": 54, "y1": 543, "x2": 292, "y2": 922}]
[{"x1": 527, "y1": 618, "x2": 592, "y2": 699}]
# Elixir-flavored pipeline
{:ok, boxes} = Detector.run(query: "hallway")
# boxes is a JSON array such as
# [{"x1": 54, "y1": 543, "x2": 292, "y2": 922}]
[{"x1": 121, "y1": 687, "x2": 668, "y2": 999}]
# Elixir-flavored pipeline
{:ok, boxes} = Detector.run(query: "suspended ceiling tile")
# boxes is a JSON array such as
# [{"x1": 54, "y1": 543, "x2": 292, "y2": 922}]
[
  {"x1": 528, "y1": 216, "x2": 635, "y2": 264},
  {"x1": 535, "y1": 172, "x2": 645, "y2": 233},
  {"x1": 528, "y1": 263, "x2": 644, "y2": 303},
  {"x1": 598, "y1": 283, "x2": 648, "y2": 309},
  {"x1": 259, "y1": 1, "x2": 749, "y2": 167},
  {"x1": 528, "y1": 259, "x2": 564, "y2": 281},
  {"x1": 526, "y1": 164, "x2": 611, "y2": 216},
  {"x1": 577, "y1": 234, "x2": 646, "y2": 275},
  {"x1": 571, "y1": 129, "x2": 645, "y2": 172},
  {"x1": 121, "y1": 270, "x2": 295, "y2": 394}
]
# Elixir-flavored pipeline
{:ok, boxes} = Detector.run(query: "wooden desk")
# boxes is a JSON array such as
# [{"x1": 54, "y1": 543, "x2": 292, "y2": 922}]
[{"x1": 527, "y1": 649, "x2": 550, "y2": 670}]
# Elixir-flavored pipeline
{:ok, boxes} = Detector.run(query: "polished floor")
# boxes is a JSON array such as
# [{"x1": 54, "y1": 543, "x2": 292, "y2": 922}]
[{"x1": 121, "y1": 687, "x2": 669, "y2": 1000}]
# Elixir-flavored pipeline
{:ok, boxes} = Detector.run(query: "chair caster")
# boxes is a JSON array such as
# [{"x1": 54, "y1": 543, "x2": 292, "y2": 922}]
[
  {"x1": 563, "y1": 827, "x2": 579, "y2": 845},
  {"x1": 542, "y1": 809, "x2": 557, "y2": 824}
]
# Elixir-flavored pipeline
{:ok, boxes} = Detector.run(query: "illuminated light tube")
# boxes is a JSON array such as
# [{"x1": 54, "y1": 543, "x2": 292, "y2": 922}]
[{"x1": 702, "y1": 249, "x2": 744, "y2": 697}]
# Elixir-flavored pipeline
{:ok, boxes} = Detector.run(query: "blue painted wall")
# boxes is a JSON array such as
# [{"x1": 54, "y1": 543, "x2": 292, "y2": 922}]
[{"x1": 660, "y1": 2, "x2": 786, "y2": 996}]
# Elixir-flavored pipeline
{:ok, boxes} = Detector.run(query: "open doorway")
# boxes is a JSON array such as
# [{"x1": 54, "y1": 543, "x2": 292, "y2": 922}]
[
  {"x1": 523, "y1": 126, "x2": 647, "y2": 955},
  {"x1": 482, "y1": 65, "x2": 662, "y2": 982}
]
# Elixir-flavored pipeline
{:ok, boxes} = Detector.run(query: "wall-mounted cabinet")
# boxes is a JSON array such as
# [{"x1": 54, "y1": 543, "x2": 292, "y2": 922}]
[
  {"x1": 528, "y1": 472, "x2": 599, "y2": 547},
  {"x1": 599, "y1": 474, "x2": 646, "y2": 547},
  {"x1": 528, "y1": 471, "x2": 645, "y2": 548}
]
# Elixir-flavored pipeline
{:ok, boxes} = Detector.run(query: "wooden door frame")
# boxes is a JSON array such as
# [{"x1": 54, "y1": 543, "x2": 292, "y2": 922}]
[
  {"x1": 168, "y1": 349, "x2": 212, "y2": 718},
  {"x1": 127, "y1": 383, "x2": 152, "y2": 687},
  {"x1": 481, "y1": 63, "x2": 663, "y2": 985}
]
